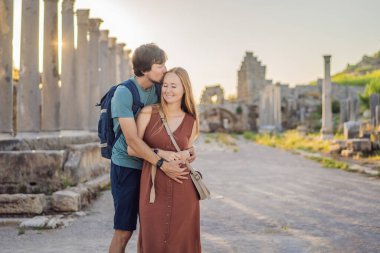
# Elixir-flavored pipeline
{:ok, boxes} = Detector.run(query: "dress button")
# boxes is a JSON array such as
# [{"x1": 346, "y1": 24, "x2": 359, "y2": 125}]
[
  {"x1": 168, "y1": 205, "x2": 171, "y2": 208},
  {"x1": 164, "y1": 241, "x2": 167, "y2": 243}
]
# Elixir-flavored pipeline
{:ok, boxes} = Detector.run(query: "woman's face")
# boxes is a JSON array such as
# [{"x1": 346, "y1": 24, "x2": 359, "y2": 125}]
[{"x1": 162, "y1": 72, "x2": 185, "y2": 105}]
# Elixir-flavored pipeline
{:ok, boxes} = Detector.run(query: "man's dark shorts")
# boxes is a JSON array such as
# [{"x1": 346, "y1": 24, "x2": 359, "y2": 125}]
[{"x1": 110, "y1": 162, "x2": 141, "y2": 231}]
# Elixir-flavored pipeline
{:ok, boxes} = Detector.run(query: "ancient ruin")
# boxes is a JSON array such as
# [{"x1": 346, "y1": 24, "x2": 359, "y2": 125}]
[{"x1": 0, "y1": 0, "x2": 133, "y2": 215}]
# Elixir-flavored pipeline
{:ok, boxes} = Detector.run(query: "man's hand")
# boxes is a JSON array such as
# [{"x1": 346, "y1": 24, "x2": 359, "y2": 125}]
[
  {"x1": 187, "y1": 146, "x2": 196, "y2": 163},
  {"x1": 160, "y1": 160, "x2": 189, "y2": 184}
]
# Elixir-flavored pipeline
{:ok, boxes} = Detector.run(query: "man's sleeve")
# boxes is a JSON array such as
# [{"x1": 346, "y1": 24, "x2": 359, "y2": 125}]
[{"x1": 111, "y1": 86, "x2": 134, "y2": 118}]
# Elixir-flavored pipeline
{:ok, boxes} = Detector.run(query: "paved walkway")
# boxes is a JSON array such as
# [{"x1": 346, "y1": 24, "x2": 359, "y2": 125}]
[{"x1": 1, "y1": 138, "x2": 379, "y2": 252}]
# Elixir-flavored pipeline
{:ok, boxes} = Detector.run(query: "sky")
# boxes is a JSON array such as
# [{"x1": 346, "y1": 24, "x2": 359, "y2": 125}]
[{"x1": 12, "y1": 0, "x2": 380, "y2": 101}]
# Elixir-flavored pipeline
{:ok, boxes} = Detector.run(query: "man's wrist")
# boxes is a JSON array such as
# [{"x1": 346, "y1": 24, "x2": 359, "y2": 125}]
[{"x1": 156, "y1": 158, "x2": 164, "y2": 169}]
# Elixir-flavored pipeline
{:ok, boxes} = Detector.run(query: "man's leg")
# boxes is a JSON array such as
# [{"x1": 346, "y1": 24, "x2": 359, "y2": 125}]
[
  {"x1": 108, "y1": 162, "x2": 141, "y2": 252},
  {"x1": 109, "y1": 230, "x2": 133, "y2": 253}
]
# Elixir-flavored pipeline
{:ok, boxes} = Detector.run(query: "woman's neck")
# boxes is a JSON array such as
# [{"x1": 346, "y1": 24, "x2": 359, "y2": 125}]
[{"x1": 165, "y1": 103, "x2": 184, "y2": 117}]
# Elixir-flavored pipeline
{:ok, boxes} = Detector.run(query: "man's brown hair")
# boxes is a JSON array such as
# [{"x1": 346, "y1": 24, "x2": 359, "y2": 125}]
[{"x1": 132, "y1": 43, "x2": 167, "y2": 76}]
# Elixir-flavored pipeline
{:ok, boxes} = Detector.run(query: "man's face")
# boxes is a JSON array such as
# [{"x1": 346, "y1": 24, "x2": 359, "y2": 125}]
[{"x1": 146, "y1": 63, "x2": 167, "y2": 84}]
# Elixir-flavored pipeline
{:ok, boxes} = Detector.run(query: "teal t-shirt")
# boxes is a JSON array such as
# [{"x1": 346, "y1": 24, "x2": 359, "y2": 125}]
[{"x1": 111, "y1": 77, "x2": 158, "y2": 169}]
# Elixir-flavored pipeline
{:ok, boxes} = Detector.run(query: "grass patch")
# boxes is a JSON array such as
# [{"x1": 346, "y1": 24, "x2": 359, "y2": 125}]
[
  {"x1": 204, "y1": 133, "x2": 239, "y2": 151},
  {"x1": 307, "y1": 156, "x2": 350, "y2": 170},
  {"x1": 62, "y1": 177, "x2": 75, "y2": 188},
  {"x1": 244, "y1": 130, "x2": 331, "y2": 153}
]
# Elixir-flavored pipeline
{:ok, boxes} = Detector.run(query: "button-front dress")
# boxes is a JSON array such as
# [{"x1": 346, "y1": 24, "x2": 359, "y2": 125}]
[{"x1": 138, "y1": 110, "x2": 201, "y2": 253}]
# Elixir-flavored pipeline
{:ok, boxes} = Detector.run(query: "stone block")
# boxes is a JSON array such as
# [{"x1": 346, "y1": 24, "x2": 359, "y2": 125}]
[
  {"x1": 0, "y1": 150, "x2": 67, "y2": 194},
  {"x1": 67, "y1": 185, "x2": 93, "y2": 208},
  {"x1": 20, "y1": 216, "x2": 49, "y2": 228},
  {"x1": 343, "y1": 121, "x2": 361, "y2": 139},
  {"x1": 52, "y1": 190, "x2": 80, "y2": 212},
  {"x1": 0, "y1": 132, "x2": 98, "y2": 151},
  {"x1": 341, "y1": 149, "x2": 354, "y2": 157},
  {"x1": 64, "y1": 142, "x2": 110, "y2": 184},
  {"x1": 330, "y1": 140, "x2": 347, "y2": 155},
  {"x1": 346, "y1": 139, "x2": 372, "y2": 152},
  {"x1": 0, "y1": 194, "x2": 46, "y2": 214}
]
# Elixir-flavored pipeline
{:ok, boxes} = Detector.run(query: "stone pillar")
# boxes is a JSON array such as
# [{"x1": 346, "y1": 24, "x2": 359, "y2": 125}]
[
  {"x1": 99, "y1": 30, "x2": 110, "y2": 95},
  {"x1": 115, "y1": 43, "x2": 126, "y2": 83},
  {"x1": 274, "y1": 83, "x2": 282, "y2": 131},
  {"x1": 320, "y1": 55, "x2": 333, "y2": 139},
  {"x1": 18, "y1": 0, "x2": 40, "y2": 132},
  {"x1": 375, "y1": 105, "x2": 380, "y2": 130},
  {"x1": 370, "y1": 94, "x2": 380, "y2": 126},
  {"x1": 300, "y1": 107, "x2": 306, "y2": 124},
  {"x1": 75, "y1": 9, "x2": 90, "y2": 130},
  {"x1": 349, "y1": 97, "x2": 359, "y2": 122},
  {"x1": 60, "y1": 0, "x2": 76, "y2": 130},
  {"x1": 124, "y1": 49, "x2": 133, "y2": 79},
  {"x1": 339, "y1": 99, "x2": 348, "y2": 126},
  {"x1": 88, "y1": 18, "x2": 103, "y2": 131},
  {"x1": 41, "y1": 0, "x2": 59, "y2": 131},
  {"x1": 108, "y1": 37, "x2": 117, "y2": 85},
  {"x1": 0, "y1": 0, "x2": 13, "y2": 134}
]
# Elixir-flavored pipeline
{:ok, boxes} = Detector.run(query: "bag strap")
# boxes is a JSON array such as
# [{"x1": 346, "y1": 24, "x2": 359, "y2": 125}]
[{"x1": 158, "y1": 109, "x2": 197, "y2": 175}]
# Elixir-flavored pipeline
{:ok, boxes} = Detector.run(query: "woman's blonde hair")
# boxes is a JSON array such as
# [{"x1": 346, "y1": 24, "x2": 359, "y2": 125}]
[{"x1": 160, "y1": 67, "x2": 199, "y2": 138}]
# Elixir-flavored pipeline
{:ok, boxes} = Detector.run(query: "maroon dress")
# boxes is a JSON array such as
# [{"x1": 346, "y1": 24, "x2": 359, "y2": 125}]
[{"x1": 138, "y1": 110, "x2": 201, "y2": 253}]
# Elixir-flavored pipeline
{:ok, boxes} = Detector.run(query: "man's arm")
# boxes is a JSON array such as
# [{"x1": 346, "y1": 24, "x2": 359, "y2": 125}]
[
  {"x1": 186, "y1": 120, "x2": 198, "y2": 163},
  {"x1": 120, "y1": 108, "x2": 188, "y2": 183}
]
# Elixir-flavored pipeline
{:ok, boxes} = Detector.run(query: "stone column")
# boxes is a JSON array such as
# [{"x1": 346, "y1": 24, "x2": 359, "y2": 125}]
[
  {"x1": 108, "y1": 37, "x2": 117, "y2": 85},
  {"x1": 75, "y1": 9, "x2": 90, "y2": 130},
  {"x1": 18, "y1": 0, "x2": 40, "y2": 132},
  {"x1": 115, "y1": 43, "x2": 126, "y2": 83},
  {"x1": 88, "y1": 18, "x2": 103, "y2": 131},
  {"x1": 339, "y1": 99, "x2": 348, "y2": 125},
  {"x1": 98, "y1": 30, "x2": 110, "y2": 96},
  {"x1": 370, "y1": 94, "x2": 380, "y2": 126},
  {"x1": 274, "y1": 83, "x2": 282, "y2": 131},
  {"x1": 320, "y1": 55, "x2": 333, "y2": 139},
  {"x1": 41, "y1": 0, "x2": 59, "y2": 131},
  {"x1": 0, "y1": 0, "x2": 13, "y2": 134},
  {"x1": 124, "y1": 49, "x2": 133, "y2": 79},
  {"x1": 376, "y1": 105, "x2": 380, "y2": 129},
  {"x1": 60, "y1": 0, "x2": 76, "y2": 130}
]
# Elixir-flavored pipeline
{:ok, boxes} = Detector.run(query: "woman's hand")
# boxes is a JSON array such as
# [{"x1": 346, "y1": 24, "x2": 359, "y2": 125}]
[
  {"x1": 158, "y1": 149, "x2": 181, "y2": 162},
  {"x1": 177, "y1": 150, "x2": 191, "y2": 162}
]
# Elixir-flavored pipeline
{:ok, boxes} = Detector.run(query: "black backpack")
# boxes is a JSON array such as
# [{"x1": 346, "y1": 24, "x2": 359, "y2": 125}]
[{"x1": 97, "y1": 79, "x2": 161, "y2": 159}]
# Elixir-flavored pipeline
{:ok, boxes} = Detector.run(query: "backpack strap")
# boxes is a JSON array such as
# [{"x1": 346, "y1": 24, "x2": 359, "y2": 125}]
[
  {"x1": 114, "y1": 80, "x2": 144, "y2": 144},
  {"x1": 123, "y1": 80, "x2": 144, "y2": 115}
]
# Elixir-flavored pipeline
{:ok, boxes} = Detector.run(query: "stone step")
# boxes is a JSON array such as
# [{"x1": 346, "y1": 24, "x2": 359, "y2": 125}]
[{"x1": 0, "y1": 174, "x2": 110, "y2": 214}]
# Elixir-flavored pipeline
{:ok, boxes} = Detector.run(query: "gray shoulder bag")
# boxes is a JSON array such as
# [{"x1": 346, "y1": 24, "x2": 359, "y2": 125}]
[{"x1": 158, "y1": 110, "x2": 210, "y2": 200}]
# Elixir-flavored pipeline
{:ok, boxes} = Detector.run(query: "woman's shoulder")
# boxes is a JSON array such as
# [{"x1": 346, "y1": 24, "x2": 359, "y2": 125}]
[{"x1": 140, "y1": 104, "x2": 160, "y2": 114}]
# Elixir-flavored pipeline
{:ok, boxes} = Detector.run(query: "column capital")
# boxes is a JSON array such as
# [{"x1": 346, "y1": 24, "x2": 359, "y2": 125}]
[
  {"x1": 323, "y1": 55, "x2": 331, "y2": 63},
  {"x1": 100, "y1": 30, "x2": 109, "y2": 41},
  {"x1": 76, "y1": 9, "x2": 90, "y2": 24},
  {"x1": 108, "y1": 37, "x2": 117, "y2": 48},
  {"x1": 116, "y1": 43, "x2": 126, "y2": 53},
  {"x1": 62, "y1": 0, "x2": 75, "y2": 12},
  {"x1": 89, "y1": 18, "x2": 103, "y2": 32},
  {"x1": 123, "y1": 49, "x2": 130, "y2": 59}
]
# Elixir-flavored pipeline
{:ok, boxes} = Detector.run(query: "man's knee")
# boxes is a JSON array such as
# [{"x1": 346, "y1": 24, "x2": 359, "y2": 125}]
[{"x1": 114, "y1": 229, "x2": 133, "y2": 244}]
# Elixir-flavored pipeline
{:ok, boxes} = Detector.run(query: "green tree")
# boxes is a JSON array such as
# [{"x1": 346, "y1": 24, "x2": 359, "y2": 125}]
[{"x1": 359, "y1": 78, "x2": 380, "y2": 110}]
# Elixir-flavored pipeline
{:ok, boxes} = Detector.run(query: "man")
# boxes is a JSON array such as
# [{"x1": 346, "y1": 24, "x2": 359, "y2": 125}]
[{"x1": 108, "y1": 43, "x2": 194, "y2": 253}]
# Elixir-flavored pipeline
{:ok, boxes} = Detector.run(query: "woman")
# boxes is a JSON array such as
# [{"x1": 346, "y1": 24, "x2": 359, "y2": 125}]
[{"x1": 128, "y1": 67, "x2": 201, "y2": 253}]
